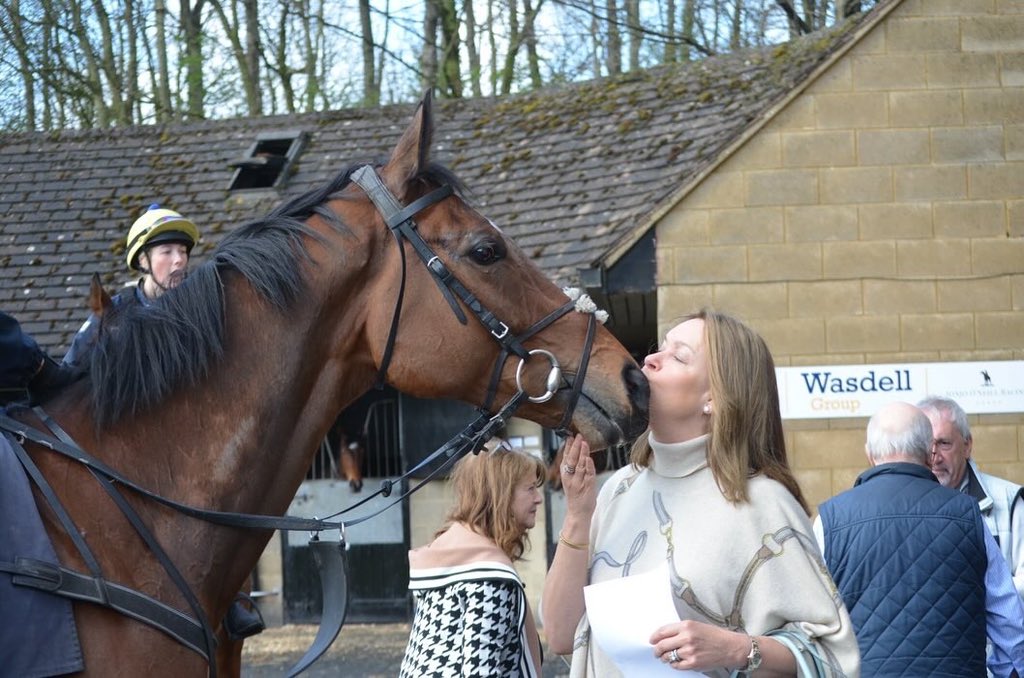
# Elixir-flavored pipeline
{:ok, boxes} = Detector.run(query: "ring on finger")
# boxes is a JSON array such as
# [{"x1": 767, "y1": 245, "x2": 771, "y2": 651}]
[
  {"x1": 562, "y1": 464, "x2": 576, "y2": 475},
  {"x1": 669, "y1": 648, "x2": 680, "y2": 663}
]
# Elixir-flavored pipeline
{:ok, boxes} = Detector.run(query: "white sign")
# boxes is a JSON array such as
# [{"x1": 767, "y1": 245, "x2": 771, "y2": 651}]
[{"x1": 776, "y1": 360, "x2": 1024, "y2": 419}]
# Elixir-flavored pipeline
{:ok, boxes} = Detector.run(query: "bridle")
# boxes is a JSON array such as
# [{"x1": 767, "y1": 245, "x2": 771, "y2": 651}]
[
  {"x1": 349, "y1": 164, "x2": 598, "y2": 441},
  {"x1": 0, "y1": 166, "x2": 607, "y2": 676}
]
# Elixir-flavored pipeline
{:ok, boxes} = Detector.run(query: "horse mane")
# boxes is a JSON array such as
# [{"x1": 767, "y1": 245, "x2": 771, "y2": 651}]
[{"x1": 87, "y1": 162, "x2": 466, "y2": 428}]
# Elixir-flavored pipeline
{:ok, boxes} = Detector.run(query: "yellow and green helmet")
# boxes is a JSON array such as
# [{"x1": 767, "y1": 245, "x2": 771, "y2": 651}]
[{"x1": 125, "y1": 204, "x2": 200, "y2": 271}]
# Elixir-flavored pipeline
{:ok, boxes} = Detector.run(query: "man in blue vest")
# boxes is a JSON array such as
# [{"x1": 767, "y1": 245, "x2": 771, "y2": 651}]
[
  {"x1": 815, "y1": 401, "x2": 1024, "y2": 677},
  {"x1": 919, "y1": 395, "x2": 1024, "y2": 599}
]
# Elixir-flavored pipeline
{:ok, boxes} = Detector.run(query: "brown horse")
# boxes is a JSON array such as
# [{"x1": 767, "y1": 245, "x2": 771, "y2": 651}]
[
  {"x1": 336, "y1": 433, "x2": 366, "y2": 492},
  {"x1": 8, "y1": 94, "x2": 648, "y2": 676}
]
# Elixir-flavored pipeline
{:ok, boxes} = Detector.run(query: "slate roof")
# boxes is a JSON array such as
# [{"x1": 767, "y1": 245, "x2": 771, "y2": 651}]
[{"x1": 0, "y1": 10, "x2": 878, "y2": 355}]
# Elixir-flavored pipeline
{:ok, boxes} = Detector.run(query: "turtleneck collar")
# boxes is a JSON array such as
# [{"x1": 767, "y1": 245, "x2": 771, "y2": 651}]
[{"x1": 648, "y1": 433, "x2": 709, "y2": 478}]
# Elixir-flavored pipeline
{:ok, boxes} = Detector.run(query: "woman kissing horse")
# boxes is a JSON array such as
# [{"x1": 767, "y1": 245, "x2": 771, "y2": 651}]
[{"x1": 6, "y1": 94, "x2": 648, "y2": 677}]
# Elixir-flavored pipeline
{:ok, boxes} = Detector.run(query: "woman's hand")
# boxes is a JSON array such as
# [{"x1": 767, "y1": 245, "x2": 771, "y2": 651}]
[
  {"x1": 650, "y1": 620, "x2": 748, "y2": 672},
  {"x1": 559, "y1": 434, "x2": 597, "y2": 522}
]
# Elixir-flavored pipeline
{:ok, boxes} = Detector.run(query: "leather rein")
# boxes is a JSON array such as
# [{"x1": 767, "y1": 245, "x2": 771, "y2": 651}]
[{"x1": 0, "y1": 165, "x2": 601, "y2": 676}]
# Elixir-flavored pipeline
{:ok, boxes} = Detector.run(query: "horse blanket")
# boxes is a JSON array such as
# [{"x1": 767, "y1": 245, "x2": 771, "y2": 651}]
[{"x1": 0, "y1": 427, "x2": 84, "y2": 677}]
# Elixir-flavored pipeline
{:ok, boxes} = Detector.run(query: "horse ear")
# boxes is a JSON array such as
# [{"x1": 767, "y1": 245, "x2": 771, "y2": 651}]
[
  {"x1": 88, "y1": 273, "x2": 113, "y2": 317},
  {"x1": 381, "y1": 90, "x2": 434, "y2": 200}
]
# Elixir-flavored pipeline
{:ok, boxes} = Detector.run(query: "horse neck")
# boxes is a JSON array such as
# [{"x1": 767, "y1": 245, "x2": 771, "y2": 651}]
[{"x1": 49, "y1": 279, "x2": 375, "y2": 612}]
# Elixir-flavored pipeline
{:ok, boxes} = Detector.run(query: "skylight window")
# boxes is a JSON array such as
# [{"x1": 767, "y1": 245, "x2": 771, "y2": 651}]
[{"x1": 228, "y1": 130, "x2": 306, "y2": 191}]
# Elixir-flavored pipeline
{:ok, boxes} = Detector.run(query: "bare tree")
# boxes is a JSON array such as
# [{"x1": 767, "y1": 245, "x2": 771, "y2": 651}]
[
  {"x1": 208, "y1": 0, "x2": 264, "y2": 115},
  {"x1": 625, "y1": 0, "x2": 639, "y2": 71},
  {"x1": 359, "y1": 0, "x2": 379, "y2": 105},
  {"x1": 421, "y1": 0, "x2": 440, "y2": 93},
  {"x1": 605, "y1": 0, "x2": 621, "y2": 74},
  {"x1": 180, "y1": 0, "x2": 207, "y2": 120},
  {"x1": 437, "y1": 0, "x2": 462, "y2": 97},
  {"x1": 522, "y1": 0, "x2": 542, "y2": 88},
  {"x1": 0, "y1": 0, "x2": 36, "y2": 130},
  {"x1": 463, "y1": 0, "x2": 482, "y2": 96}
]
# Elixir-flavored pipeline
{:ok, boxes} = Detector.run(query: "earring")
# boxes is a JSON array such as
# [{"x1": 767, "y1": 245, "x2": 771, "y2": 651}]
[{"x1": 703, "y1": 402, "x2": 712, "y2": 415}]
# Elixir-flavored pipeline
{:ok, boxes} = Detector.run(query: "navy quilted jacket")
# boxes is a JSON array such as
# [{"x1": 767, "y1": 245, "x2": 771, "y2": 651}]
[{"x1": 820, "y1": 462, "x2": 987, "y2": 677}]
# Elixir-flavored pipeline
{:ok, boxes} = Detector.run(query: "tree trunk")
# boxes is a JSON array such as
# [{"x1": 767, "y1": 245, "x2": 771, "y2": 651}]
[
  {"x1": 154, "y1": 0, "x2": 173, "y2": 121},
  {"x1": 123, "y1": 0, "x2": 140, "y2": 123},
  {"x1": 487, "y1": 0, "x2": 498, "y2": 94},
  {"x1": 499, "y1": 0, "x2": 519, "y2": 94},
  {"x1": 681, "y1": 0, "x2": 695, "y2": 61},
  {"x1": 730, "y1": 0, "x2": 743, "y2": 50},
  {"x1": 463, "y1": 0, "x2": 482, "y2": 97},
  {"x1": 522, "y1": 0, "x2": 542, "y2": 88},
  {"x1": 663, "y1": 0, "x2": 676, "y2": 63},
  {"x1": 438, "y1": 0, "x2": 462, "y2": 97},
  {"x1": 625, "y1": 0, "x2": 640, "y2": 71},
  {"x1": 180, "y1": 0, "x2": 207, "y2": 120},
  {"x1": 359, "y1": 0, "x2": 379, "y2": 105},
  {"x1": 605, "y1": 0, "x2": 621, "y2": 75},
  {"x1": 244, "y1": 0, "x2": 263, "y2": 114},
  {"x1": 91, "y1": 0, "x2": 127, "y2": 124},
  {"x1": 420, "y1": 0, "x2": 439, "y2": 94}
]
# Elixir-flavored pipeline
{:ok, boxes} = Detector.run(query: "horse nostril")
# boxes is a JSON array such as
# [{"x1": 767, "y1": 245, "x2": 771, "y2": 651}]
[{"x1": 622, "y1": 363, "x2": 650, "y2": 435}]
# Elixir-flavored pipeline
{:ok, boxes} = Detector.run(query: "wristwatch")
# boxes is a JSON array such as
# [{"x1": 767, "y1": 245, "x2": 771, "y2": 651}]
[{"x1": 743, "y1": 636, "x2": 762, "y2": 673}]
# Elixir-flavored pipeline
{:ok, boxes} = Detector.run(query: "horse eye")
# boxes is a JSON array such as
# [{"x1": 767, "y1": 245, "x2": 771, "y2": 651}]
[{"x1": 469, "y1": 241, "x2": 505, "y2": 266}]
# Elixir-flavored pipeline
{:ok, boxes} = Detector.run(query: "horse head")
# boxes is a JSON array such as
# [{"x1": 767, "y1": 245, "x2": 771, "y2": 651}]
[{"x1": 324, "y1": 94, "x2": 649, "y2": 451}]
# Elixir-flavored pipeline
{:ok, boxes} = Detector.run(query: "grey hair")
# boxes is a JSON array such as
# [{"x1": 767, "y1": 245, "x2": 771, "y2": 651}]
[
  {"x1": 917, "y1": 396, "x2": 972, "y2": 441},
  {"x1": 866, "y1": 406, "x2": 933, "y2": 465}
]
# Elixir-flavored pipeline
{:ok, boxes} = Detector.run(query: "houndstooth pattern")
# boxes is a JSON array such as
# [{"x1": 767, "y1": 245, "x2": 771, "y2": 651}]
[{"x1": 400, "y1": 569, "x2": 534, "y2": 677}]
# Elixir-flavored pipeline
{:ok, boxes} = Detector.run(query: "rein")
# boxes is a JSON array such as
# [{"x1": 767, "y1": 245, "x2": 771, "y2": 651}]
[{"x1": 0, "y1": 166, "x2": 605, "y2": 676}]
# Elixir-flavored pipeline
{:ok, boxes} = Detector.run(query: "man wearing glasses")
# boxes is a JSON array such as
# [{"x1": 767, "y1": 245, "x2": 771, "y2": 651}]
[{"x1": 919, "y1": 396, "x2": 1024, "y2": 599}]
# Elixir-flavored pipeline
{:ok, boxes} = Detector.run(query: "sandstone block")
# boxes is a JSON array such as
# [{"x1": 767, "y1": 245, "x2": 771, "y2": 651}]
[
  {"x1": 746, "y1": 169, "x2": 819, "y2": 206},
  {"x1": 709, "y1": 207, "x2": 784, "y2": 244},
  {"x1": 823, "y1": 241, "x2": 897, "y2": 278},
  {"x1": 902, "y1": 312, "x2": 975, "y2": 350},
  {"x1": 786, "y1": 205, "x2": 859, "y2": 242},
  {"x1": 897, "y1": 238, "x2": 972, "y2": 276},
  {"x1": 859, "y1": 203, "x2": 933, "y2": 239},
  {"x1": 938, "y1": 276, "x2": 1012, "y2": 311},
  {"x1": 788, "y1": 280, "x2": 863, "y2": 317},
  {"x1": 933, "y1": 200, "x2": 1006, "y2": 237},
  {"x1": 782, "y1": 131, "x2": 856, "y2": 167},
  {"x1": 863, "y1": 279, "x2": 937, "y2": 314},
  {"x1": 821, "y1": 167, "x2": 894, "y2": 204},
  {"x1": 858, "y1": 129, "x2": 931, "y2": 165},
  {"x1": 749, "y1": 243, "x2": 823, "y2": 281}
]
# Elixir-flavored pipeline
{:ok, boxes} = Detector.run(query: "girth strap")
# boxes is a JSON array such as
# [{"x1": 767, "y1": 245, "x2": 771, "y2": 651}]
[{"x1": 0, "y1": 557, "x2": 208, "y2": 656}]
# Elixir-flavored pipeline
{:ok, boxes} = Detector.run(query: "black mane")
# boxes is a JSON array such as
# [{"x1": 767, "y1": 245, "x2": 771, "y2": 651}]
[{"x1": 87, "y1": 162, "x2": 466, "y2": 427}]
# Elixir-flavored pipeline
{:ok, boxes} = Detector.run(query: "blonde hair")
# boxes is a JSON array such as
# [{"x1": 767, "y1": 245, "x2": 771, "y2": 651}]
[
  {"x1": 630, "y1": 308, "x2": 809, "y2": 514},
  {"x1": 438, "y1": 446, "x2": 547, "y2": 561}
]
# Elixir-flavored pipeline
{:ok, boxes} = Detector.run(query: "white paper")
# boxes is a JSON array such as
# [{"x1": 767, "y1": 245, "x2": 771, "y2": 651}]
[{"x1": 583, "y1": 563, "x2": 703, "y2": 677}]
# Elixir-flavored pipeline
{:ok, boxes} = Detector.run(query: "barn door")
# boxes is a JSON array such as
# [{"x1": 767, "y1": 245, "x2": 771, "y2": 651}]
[{"x1": 282, "y1": 389, "x2": 409, "y2": 623}]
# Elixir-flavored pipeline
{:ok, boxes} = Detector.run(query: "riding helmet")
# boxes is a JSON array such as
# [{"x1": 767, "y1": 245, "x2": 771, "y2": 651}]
[{"x1": 125, "y1": 204, "x2": 201, "y2": 271}]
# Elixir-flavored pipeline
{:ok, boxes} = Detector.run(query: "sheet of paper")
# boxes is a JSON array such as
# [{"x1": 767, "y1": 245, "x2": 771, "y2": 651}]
[{"x1": 583, "y1": 562, "x2": 703, "y2": 677}]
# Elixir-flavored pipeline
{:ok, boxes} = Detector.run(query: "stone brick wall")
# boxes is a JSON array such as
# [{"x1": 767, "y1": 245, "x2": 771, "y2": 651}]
[{"x1": 657, "y1": 0, "x2": 1024, "y2": 509}]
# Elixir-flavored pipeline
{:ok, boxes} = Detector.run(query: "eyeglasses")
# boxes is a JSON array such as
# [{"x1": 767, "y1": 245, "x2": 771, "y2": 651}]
[{"x1": 932, "y1": 438, "x2": 957, "y2": 453}]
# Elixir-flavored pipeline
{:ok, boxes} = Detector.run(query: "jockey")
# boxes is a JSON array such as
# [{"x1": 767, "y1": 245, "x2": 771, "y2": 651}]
[{"x1": 62, "y1": 204, "x2": 200, "y2": 369}]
